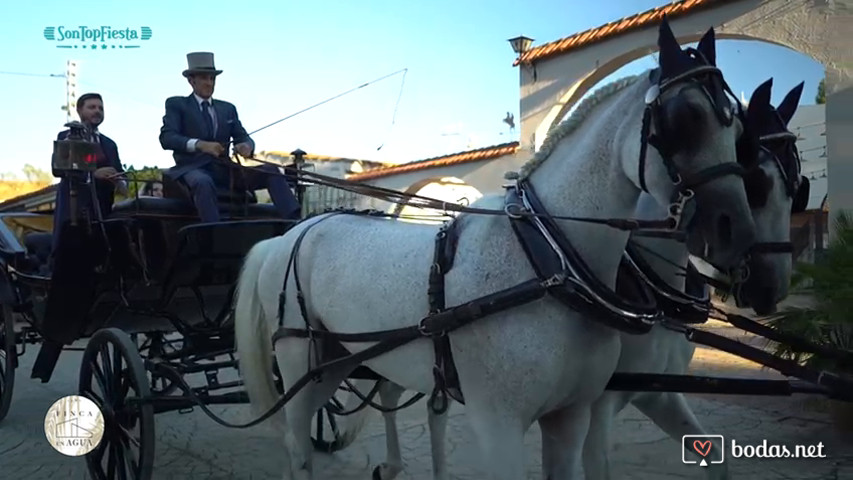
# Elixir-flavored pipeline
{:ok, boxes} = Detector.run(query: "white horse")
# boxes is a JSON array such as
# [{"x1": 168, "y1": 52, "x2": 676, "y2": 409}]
[
  {"x1": 582, "y1": 78, "x2": 809, "y2": 480},
  {"x1": 234, "y1": 20, "x2": 756, "y2": 479},
  {"x1": 330, "y1": 79, "x2": 810, "y2": 480}
]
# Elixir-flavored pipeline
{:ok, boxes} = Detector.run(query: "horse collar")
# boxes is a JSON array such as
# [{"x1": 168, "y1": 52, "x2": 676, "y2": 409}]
[{"x1": 504, "y1": 180, "x2": 660, "y2": 334}]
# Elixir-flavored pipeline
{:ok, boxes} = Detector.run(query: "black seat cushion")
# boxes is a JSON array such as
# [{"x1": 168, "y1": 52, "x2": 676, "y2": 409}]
[
  {"x1": 161, "y1": 168, "x2": 258, "y2": 205},
  {"x1": 110, "y1": 197, "x2": 280, "y2": 220}
]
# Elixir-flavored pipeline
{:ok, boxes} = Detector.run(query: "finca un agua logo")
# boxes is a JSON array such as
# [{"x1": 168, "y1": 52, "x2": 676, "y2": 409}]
[{"x1": 43, "y1": 26, "x2": 152, "y2": 49}]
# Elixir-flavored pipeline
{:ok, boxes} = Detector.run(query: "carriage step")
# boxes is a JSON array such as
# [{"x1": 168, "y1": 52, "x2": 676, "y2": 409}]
[{"x1": 30, "y1": 339, "x2": 63, "y2": 383}]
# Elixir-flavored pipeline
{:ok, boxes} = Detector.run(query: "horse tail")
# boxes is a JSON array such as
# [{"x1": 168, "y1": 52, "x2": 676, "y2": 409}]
[
  {"x1": 336, "y1": 379, "x2": 379, "y2": 449},
  {"x1": 234, "y1": 237, "x2": 283, "y2": 425}
]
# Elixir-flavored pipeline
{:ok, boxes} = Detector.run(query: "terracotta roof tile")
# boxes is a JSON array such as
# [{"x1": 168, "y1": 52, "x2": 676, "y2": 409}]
[
  {"x1": 515, "y1": 0, "x2": 736, "y2": 66},
  {"x1": 347, "y1": 142, "x2": 520, "y2": 182}
]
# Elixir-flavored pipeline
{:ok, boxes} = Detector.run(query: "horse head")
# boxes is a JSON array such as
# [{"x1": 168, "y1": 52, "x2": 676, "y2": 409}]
[
  {"x1": 625, "y1": 16, "x2": 755, "y2": 273},
  {"x1": 730, "y1": 79, "x2": 807, "y2": 314}
]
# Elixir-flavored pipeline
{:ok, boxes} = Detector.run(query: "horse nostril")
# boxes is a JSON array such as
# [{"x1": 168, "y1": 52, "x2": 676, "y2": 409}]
[{"x1": 716, "y1": 214, "x2": 732, "y2": 252}]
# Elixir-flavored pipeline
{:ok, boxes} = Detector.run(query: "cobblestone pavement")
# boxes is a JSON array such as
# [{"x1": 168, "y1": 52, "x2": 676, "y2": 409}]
[{"x1": 2, "y1": 316, "x2": 852, "y2": 479}]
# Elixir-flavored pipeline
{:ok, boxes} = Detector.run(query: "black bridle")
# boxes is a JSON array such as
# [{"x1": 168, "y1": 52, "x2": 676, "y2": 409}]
[{"x1": 638, "y1": 54, "x2": 746, "y2": 205}]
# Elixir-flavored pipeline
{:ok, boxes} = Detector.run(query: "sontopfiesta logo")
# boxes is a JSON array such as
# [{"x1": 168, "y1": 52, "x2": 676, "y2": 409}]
[{"x1": 43, "y1": 26, "x2": 152, "y2": 49}]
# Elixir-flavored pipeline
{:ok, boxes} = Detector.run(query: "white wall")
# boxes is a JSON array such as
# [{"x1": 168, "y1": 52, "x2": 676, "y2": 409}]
[{"x1": 788, "y1": 104, "x2": 826, "y2": 210}]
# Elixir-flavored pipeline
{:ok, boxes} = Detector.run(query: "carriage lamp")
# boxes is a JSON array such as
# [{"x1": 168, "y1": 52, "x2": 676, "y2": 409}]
[
  {"x1": 508, "y1": 36, "x2": 534, "y2": 56},
  {"x1": 51, "y1": 121, "x2": 99, "y2": 177}
]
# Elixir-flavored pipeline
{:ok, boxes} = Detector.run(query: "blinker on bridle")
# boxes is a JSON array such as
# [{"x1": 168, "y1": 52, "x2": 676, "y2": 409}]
[{"x1": 638, "y1": 61, "x2": 745, "y2": 232}]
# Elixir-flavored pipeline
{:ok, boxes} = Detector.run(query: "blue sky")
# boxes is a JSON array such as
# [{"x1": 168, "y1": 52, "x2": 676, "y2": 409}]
[{"x1": 0, "y1": 0, "x2": 825, "y2": 178}]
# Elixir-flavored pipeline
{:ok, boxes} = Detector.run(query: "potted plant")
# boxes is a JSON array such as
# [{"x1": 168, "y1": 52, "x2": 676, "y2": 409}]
[{"x1": 766, "y1": 210, "x2": 853, "y2": 432}]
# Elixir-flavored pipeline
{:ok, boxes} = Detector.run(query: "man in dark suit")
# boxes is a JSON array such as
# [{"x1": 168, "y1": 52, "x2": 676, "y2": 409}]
[
  {"x1": 158, "y1": 52, "x2": 301, "y2": 223},
  {"x1": 52, "y1": 92, "x2": 127, "y2": 252}
]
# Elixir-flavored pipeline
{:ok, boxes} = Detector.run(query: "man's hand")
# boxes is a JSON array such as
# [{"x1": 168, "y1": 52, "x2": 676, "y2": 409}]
[
  {"x1": 93, "y1": 167, "x2": 118, "y2": 180},
  {"x1": 198, "y1": 141, "x2": 225, "y2": 157},
  {"x1": 234, "y1": 142, "x2": 253, "y2": 158}
]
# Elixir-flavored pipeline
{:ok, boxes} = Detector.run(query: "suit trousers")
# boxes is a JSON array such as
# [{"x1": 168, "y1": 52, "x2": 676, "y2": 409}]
[{"x1": 180, "y1": 162, "x2": 301, "y2": 223}]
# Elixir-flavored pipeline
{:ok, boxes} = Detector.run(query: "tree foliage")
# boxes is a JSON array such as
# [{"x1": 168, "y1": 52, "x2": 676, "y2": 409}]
[
  {"x1": 767, "y1": 210, "x2": 853, "y2": 373},
  {"x1": 118, "y1": 165, "x2": 162, "y2": 200},
  {"x1": 816, "y1": 78, "x2": 826, "y2": 105}
]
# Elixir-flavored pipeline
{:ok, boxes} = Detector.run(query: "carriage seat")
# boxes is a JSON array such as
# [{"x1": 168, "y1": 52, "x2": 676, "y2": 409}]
[{"x1": 161, "y1": 168, "x2": 258, "y2": 205}]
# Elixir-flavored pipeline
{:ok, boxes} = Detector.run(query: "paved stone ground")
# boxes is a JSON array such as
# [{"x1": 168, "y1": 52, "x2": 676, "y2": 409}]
[{"x1": 2, "y1": 314, "x2": 852, "y2": 479}]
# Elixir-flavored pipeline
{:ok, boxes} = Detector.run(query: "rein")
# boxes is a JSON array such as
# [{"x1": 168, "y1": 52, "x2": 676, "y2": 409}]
[{"x1": 234, "y1": 154, "x2": 682, "y2": 234}]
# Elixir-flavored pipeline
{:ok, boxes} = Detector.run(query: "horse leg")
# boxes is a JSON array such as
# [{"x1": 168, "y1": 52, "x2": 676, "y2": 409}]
[
  {"x1": 427, "y1": 400, "x2": 450, "y2": 480},
  {"x1": 580, "y1": 392, "x2": 631, "y2": 480},
  {"x1": 274, "y1": 338, "x2": 352, "y2": 480},
  {"x1": 537, "y1": 402, "x2": 595, "y2": 480},
  {"x1": 463, "y1": 405, "x2": 526, "y2": 480},
  {"x1": 373, "y1": 380, "x2": 406, "y2": 480},
  {"x1": 632, "y1": 392, "x2": 729, "y2": 480}
]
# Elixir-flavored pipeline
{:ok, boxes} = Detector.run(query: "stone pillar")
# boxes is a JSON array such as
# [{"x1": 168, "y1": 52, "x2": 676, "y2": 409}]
[{"x1": 824, "y1": 1, "x2": 853, "y2": 239}]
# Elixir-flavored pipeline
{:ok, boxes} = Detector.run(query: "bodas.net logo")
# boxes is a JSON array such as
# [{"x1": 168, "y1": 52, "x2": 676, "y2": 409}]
[{"x1": 43, "y1": 26, "x2": 152, "y2": 50}]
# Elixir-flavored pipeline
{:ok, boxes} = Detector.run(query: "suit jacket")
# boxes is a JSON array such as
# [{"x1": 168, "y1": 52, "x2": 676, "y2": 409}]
[
  {"x1": 53, "y1": 129, "x2": 124, "y2": 227},
  {"x1": 158, "y1": 94, "x2": 254, "y2": 179}
]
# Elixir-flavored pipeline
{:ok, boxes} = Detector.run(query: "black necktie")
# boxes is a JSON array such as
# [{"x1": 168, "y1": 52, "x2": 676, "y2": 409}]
[{"x1": 201, "y1": 100, "x2": 215, "y2": 139}]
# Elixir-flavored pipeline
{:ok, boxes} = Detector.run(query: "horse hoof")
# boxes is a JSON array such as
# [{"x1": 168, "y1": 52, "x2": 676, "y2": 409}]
[{"x1": 372, "y1": 465, "x2": 382, "y2": 480}]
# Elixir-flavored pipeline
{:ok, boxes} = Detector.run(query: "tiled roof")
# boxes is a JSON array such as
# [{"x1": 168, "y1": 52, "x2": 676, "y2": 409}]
[
  {"x1": 347, "y1": 142, "x2": 520, "y2": 182},
  {"x1": 257, "y1": 151, "x2": 393, "y2": 168},
  {"x1": 515, "y1": 0, "x2": 736, "y2": 65}
]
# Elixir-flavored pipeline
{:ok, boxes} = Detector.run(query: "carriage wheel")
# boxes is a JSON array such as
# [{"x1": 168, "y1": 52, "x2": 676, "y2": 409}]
[
  {"x1": 0, "y1": 304, "x2": 16, "y2": 423},
  {"x1": 79, "y1": 328, "x2": 155, "y2": 480}
]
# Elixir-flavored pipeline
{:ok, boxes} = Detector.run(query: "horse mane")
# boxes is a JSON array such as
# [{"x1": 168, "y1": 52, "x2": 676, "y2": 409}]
[{"x1": 510, "y1": 74, "x2": 645, "y2": 180}]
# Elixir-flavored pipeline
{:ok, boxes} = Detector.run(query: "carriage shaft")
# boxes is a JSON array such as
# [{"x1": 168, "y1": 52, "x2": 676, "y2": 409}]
[
  {"x1": 606, "y1": 372, "x2": 829, "y2": 396},
  {"x1": 144, "y1": 391, "x2": 250, "y2": 414}
]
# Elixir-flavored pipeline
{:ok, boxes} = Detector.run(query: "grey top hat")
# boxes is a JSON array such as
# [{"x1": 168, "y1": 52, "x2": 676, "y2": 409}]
[{"x1": 182, "y1": 52, "x2": 223, "y2": 78}]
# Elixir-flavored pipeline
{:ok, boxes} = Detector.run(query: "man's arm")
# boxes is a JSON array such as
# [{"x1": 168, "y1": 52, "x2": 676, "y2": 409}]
[
  {"x1": 159, "y1": 97, "x2": 194, "y2": 152},
  {"x1": 228, "y1": 103, "x2": 254, "y2": 154}
]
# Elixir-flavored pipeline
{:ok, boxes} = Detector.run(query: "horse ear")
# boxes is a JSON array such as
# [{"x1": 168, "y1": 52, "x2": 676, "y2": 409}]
[
  {"x1": 776, "y1": 81, "x2": 804, "y2": 126},
  {"x1": 657, "y1": 15, "x2": 683, "y2": 78},
  {"x1": 696, "y1": 27, "x2": 717, "y2": 65},
  {"x1": 747, "y1": 78, "x2": 773, "y2": 126}
]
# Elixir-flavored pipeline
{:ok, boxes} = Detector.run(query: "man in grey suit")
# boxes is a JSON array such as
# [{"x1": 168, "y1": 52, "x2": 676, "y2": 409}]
[{"x1": 159, "y1": 52, "x2": 301, "y2": 222}]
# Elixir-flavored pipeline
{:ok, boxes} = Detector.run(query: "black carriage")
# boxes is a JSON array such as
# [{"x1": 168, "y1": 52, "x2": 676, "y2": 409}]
[{"x1": 0, "y1": 124, "x2": 344, "y2": 479}]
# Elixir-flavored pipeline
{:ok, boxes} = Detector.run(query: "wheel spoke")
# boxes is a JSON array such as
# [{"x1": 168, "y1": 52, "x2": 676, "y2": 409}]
[
  {"x1": 113, "y1": 442, "x2": 128, "y2": 480},
  {"x1": 116, "y1": 422, "x2": 141, "y2": 449},
  {"x1": 98, "y1": 344, "x2": 114, "y2": 399},
  {"x1": 90, "y1": 360, "x2": 109, "y2": 403},
  {"x1": 107, "y1": 443, "x2": 118, "y2": 478},
  {"x1": 112, "y1": 346, "x2": 124, "y2": 400},
  {"x1": 81, "y1": 387, "x2": 106, "y2": 406},
  {"x1": 118, "y1": 428, "x2": 141, "y2": 476}
]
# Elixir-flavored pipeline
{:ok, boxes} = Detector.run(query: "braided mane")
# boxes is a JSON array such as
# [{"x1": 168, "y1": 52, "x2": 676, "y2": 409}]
[{"x1": 509, "y1": 74, "x2": 645, "y2": 180}]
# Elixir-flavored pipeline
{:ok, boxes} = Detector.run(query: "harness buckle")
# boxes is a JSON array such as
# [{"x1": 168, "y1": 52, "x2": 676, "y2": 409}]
[
  {"x1": 504, "y1": 202, "x2": 525, "y2": 219},
  {"x1": 541, "y1": 273, "x2": 566, "y2": 288},
  {"x1": 419, "y1": 316, "x2": 442, "y2": 337},
  {"x1": 666, "y1": 189, "x2": 695, "y2": 229}
]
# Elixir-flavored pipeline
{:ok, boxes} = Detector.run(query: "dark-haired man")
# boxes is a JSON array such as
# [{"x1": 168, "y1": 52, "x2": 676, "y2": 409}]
[
  {"x1": 158, "y1": 52, "x2": 300, "y2": 222},
  {"x1": 52, "y1": 92, "x2": 127, "y2": 251}
]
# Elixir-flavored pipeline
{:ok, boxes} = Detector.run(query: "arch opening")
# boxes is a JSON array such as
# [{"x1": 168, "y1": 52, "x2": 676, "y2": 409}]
[{"x1": 394, "y1": 176, "x2": 483, "y2": 224}]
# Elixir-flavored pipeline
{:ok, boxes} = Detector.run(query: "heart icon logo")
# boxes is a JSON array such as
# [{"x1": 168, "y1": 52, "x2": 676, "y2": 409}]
[{"x1": 693, "y1": 440, "x2": 712, "y2": 457}]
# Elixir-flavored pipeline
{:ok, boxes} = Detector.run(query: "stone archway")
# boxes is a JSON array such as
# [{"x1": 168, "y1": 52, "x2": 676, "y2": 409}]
[
  {"x1": 516, "y1": 0, "x2": 850, "y2": 232},
  {"x1": 393, "y1": 177, "x2": 483, "y2": 224}
]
